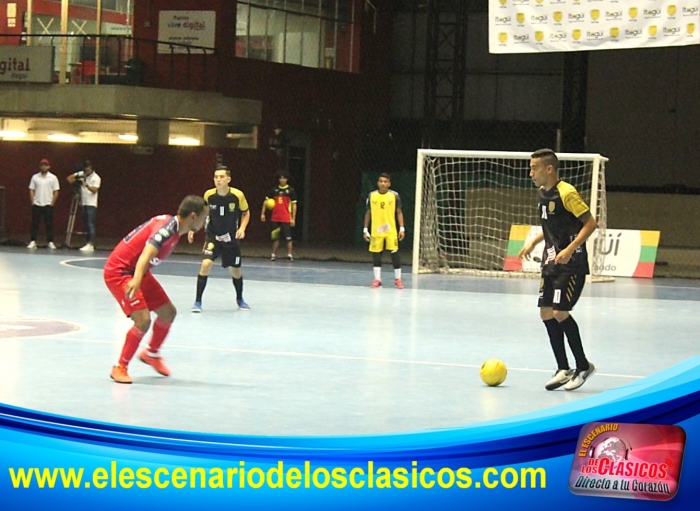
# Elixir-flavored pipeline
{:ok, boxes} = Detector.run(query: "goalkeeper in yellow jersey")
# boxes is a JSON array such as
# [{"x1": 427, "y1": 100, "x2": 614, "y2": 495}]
[{"x1": 363, "y1": 173, "x2": 406, "y2": 289}]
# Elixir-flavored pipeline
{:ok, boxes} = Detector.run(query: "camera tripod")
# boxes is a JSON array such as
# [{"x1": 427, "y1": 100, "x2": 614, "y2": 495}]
[{"x1": 63, "y1": 192, "x2": 86, "y2": 248}]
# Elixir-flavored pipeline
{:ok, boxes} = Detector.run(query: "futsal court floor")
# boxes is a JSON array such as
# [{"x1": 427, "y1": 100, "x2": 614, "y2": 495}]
[{"x1": 0, "y1": 246, "x2": 697, "y2": 436}]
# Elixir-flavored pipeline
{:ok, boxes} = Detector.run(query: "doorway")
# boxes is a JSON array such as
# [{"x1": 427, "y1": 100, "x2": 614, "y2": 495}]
[{"x1": 286, "y1": 146, "x2": 307, "y2": 242}]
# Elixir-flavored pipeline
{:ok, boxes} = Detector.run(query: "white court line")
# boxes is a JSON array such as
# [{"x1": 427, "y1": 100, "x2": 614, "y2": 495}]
[
  {"x1": 60, "y1": 257, "x2": 369, "y2": 275},
  {"x1": 13, "y1": 335, "x2": 644, "y2": 380},
  {"x1": 56, "y1": 258, "x2": 700, "y2": 291}
]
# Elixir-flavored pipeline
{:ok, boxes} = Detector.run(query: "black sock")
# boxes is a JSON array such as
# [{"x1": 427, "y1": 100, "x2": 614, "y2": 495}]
[
  {"x1": 559, "y1": 316, "x2": 589, "y2": 371},
  {"x1": 232, "y1": 276, "x2": 243, "y2": 300},
  {"x1": 196, "y1": 275, "x2": 208, "y2": 302},
  {"x1": 390, "y1": 251, "x2": 401, "y2": 269},
  {"x1": 544, "y1": 318, "x2": 569, "y2": 370}
]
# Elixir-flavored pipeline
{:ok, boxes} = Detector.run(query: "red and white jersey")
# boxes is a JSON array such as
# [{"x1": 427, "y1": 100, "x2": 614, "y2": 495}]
[{"x1": 104, "y1": 215, "x2": 181, "y2": 275}]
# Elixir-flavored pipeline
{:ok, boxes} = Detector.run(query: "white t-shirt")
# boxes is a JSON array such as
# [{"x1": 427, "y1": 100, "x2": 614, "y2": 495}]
[
  {"x1": 80, "y1": 171, "x2": 101, "y2": 207},
  {"x1": 29, "y1": 172, "x2": 60, "y2": 206}
]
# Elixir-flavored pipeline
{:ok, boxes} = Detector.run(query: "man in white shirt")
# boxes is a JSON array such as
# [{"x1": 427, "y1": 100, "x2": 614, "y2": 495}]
[
  {"x1": 67, "y1": 160, "x2": 101, "y2": 252},
  {"x1": 28, "y1": 158, "x2": 60, "y2": 250}
]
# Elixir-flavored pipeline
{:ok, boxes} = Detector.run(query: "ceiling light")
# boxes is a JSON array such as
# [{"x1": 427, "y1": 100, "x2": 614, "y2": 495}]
[
  {"x1": 118, "y1": 133, "x2": 139, "y2": 141},
  {"x1": 47, "y1": 133, "x2": 79, "y2": 142},
  {"x1": 169, "y1": 137, "x2": 200, "y2": 146},
  {"x1": 0, "y1": 130, "x2": 27, "y2": 138}
]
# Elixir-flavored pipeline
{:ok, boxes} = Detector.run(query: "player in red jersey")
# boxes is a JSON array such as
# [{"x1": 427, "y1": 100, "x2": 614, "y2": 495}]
[
  {"x1": 103, "y1": 195, "x2": 209, "y2": 384},
  {"x1": 260, "y1": 171, "x2": 297, "y2": 261}
]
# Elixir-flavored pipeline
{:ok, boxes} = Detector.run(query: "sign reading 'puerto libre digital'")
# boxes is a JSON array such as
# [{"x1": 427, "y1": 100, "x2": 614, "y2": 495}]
[{"x1": 0, "y1": 46, "x2": 54, "y2": 83}]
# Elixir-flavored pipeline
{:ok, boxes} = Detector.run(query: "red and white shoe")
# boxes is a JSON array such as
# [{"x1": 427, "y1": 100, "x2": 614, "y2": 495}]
[
  {"x1": 395, "y1": 279, "x2": 404, "y2": 289},
  {"x1": 370, "y1": 279, "x2": 382, "y2": 289}
]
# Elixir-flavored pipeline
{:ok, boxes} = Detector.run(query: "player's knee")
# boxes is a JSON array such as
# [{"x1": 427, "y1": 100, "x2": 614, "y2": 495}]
[
  {"x1": 553, "y1": 310, "x2": 570, "y2": 322},
  {"x1": 158, "y1": 303, "x2": 177, "y2": 323},
  {"x1": 132, "y1": 314, "x2": 151, "y2": 332},
  {"x1": 539, "y1": 307, "x2": 554, "y2": 321}
]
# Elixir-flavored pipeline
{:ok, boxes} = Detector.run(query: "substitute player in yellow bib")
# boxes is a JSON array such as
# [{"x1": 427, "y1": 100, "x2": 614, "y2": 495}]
[{"x1": 363, "y1": 173, "x2": 405, "y2": 289}]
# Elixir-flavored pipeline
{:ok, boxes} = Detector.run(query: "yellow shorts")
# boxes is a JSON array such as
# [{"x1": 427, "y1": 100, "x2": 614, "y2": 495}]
[{"x1": 369, "y1": 235, "x2": 398, "y2": 253}]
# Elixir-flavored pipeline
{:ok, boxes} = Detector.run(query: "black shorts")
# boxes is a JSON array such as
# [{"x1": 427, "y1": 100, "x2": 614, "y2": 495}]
[
  {"x1": 202, "y1": 235, "x2": 242, "y2": 268},
  {"x1": 538, "y1": 274, "x2": 585, "y2": 311},
  {"x1": 271, "y1": 222, "x2": 292, "y2": 241}
]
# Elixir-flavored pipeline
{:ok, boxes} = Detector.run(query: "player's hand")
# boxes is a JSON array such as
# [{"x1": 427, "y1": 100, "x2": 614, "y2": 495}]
[
  {"x1": 290, "y1": 219, "x2": 296, "y2": 227},
  {"x1": 517, "y1": 243, "x2": 533, "y2": 259},
  {"x1": 236, "y1": 228, "x2": 246, "y2": 239},
  {"x1": 398, "y1": 230, "x2": 405, "y2": 241},
  {"x1": 363, "y1": 232, "x2": 370, "y2": 242},
  {"x1": 187, "y1": 231, "x2": 195, "y2": 244},
  {"x1": 124, "y1": 279, "x2": 140, "y2": 300},
  {"x1": 555, "y1": 247, "x2": 573, "y2": 265},
  {"x1": 260, "y1": 214, "x2": 266, "y2": 222}
]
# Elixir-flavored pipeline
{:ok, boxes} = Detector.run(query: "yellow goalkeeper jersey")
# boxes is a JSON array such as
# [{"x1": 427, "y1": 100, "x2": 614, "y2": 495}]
[{"x1": 366, "y1": 190, "x2": 402, "y2": 237}]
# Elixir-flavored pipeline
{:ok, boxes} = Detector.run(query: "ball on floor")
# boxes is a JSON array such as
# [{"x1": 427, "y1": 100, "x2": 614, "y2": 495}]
[{"x1": 480, "y1": 359, "x2": 507, "y2": 387}]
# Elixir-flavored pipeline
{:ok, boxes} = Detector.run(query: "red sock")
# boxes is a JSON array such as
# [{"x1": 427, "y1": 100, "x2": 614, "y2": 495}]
[
  {"x1": 119, "y1": 326, "x2": 145, "y2": 367},
  {"x1": 148, "y1": 318, "x2": 172, "y2": 353}
]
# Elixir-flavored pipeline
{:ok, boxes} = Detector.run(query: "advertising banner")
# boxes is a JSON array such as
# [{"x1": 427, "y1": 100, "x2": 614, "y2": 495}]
[
  {"x1": 1, "y1": 359, "x2": 698, "y2": 509},
  {"x1": 504, "y1": 225, "x2": 661, "y2": 277},
  {"x1": 0, "y1": 46, "x2": 53, "y2": 83},
  {"x1": 158, "y1": 11, "x2": 216, "y2": 53},
  {"x1": 489, "y1": 0, "x2": 700, "y2": 53}
]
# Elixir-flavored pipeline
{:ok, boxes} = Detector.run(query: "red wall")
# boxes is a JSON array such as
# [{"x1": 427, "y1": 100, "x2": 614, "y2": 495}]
[{"x1": 0, "y1": 141, "x2": 279, "y2": 243}]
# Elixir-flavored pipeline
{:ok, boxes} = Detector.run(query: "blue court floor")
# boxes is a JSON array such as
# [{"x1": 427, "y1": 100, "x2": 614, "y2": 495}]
[{"x1": 0, "y1": 246, "x2": 698, "y2": 436}]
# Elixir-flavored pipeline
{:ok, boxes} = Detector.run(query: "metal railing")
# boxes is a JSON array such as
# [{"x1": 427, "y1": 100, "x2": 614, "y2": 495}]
[{"x1": 1, "y1": 34, "x2": 219, "y2": 92}]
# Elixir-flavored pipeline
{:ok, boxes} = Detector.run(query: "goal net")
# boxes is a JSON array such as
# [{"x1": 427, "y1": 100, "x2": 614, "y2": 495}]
[{"x1": 412, "y1": 150, "x2": 610, "y2": 280}]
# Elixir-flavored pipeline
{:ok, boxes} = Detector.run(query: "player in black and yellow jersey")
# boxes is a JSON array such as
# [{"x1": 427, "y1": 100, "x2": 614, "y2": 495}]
[
  {"x1": 188, "y1": 165, "x2": 251, "y2": 312},
  {"x1": 362, "y1": 173, "x2": 406, "y2": 289},
  {"x1": 518, "y1": 149, "x2": 597, "y2": 391}
]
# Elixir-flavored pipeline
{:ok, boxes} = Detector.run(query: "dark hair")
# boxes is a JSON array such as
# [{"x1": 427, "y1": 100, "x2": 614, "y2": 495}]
[
  {"x1": 215, "y1": 165, "x2": 231, "y2": 177},
  {"x1": 82, "y1": 160, "x2": 93, "y2": 170},
  {"x1": 531, "y1": 148, "x2": 559, "y2": 170},
  {"x1": 178, "y1": 195, "x2": 207, "y2": 217},
  {"x1": 276, "y1": 171, "x2": 290, "y2": 180},
  {"x1": 379, "y1": 173, "x2": 391, "y2": 180}
]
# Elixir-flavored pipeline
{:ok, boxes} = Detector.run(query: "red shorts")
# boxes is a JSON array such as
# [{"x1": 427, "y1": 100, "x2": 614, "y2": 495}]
[{"x1": 104, "y1": 270, "x2": 170, "y2": 317}]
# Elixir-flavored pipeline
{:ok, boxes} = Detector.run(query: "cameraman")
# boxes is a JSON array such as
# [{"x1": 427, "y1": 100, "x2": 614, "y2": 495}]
[{"x1": 67, "y1": 160, "x2": 101, "y2": 252}]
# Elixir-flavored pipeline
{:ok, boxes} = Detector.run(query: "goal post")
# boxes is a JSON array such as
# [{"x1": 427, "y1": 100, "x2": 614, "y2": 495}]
[{"x1": 412, "y1": 149, "x2": 610, "y2": 280}]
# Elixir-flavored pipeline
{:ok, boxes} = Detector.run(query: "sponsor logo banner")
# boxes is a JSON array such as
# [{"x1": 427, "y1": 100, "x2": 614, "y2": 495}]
[
  {"x1": 490, "y1": 0, "x2": 700, "y2": 53},
  {"x1": 504, "y1": 226, "x2": 661, "y2": 278}
]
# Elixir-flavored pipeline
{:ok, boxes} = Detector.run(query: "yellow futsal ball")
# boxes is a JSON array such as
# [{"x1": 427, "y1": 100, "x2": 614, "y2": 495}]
[
  {"x1": 480, "y1": 359, "x2": 507, "y2": 387},
  {"x1": 265, "y1": 198, "x2": 276, "y2": 210}
]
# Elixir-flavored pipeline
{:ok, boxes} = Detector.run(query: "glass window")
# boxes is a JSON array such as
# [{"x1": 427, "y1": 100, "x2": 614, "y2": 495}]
[{"x1": 236, "y1": 0, "x2": 357, "y2": 72}]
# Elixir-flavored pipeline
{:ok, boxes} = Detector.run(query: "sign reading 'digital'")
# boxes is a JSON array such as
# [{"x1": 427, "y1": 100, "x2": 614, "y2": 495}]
[
  {"x1": 0, "y1": 46, "x2": 53, "y2": 83},
  {"x1": 504, "y1": 226, "x2": 661, "y2": 278},
  {"x1": 158, "y1": 11, "x2": 216, "y2": 53}
]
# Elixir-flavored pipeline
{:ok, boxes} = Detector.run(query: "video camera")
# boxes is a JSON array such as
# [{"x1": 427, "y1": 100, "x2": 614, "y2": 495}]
[{"x1": 71, "y1": 162, "x2": 88, "y2": 195}]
